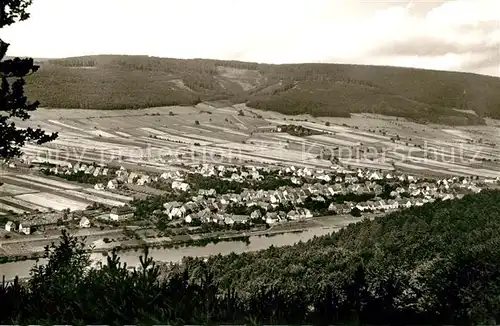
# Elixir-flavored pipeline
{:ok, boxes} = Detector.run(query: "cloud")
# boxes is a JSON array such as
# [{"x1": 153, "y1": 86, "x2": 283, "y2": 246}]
[
  {"x1": 1, "y1": 0, "x2": 499, "y2": 76},
  {"x1": 373, "y1": 37, "x2": 497, "y2": 57},
  {"x1": 366, "y1": 0, "x2": 499, "y2": 75}
]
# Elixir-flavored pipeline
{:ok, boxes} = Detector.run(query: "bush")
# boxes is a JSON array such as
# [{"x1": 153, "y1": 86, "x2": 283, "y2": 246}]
[{"x1": 350, "y1": 207, "x2": 362, "y2": 217}]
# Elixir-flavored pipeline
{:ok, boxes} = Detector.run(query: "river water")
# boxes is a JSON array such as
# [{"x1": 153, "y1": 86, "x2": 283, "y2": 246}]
[{"x1": 0, "y1": 226, "x2": 338, "y2": 281}]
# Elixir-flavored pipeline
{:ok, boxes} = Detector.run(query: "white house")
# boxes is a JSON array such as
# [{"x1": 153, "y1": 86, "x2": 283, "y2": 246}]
[
  {"x1": 94, "y1": 183, "x2": 105, "y2": 191},
  {"x1": 109, "y1": 207, "x2": 134, "y2": 221},
  {"x1": 265, "y1": 216, "x2": 278, "y2": 225},
  {"x1": 442, "y1": 194, "x2": 455, "y2": 201},
  {"x1": 223, "y1": 216, "x2": 235, "y2": 225},
  {"x1": 287, "y1": 210, "x2": 299, "y2": 220},
  {"x1": 172, "y1": 181, "x2": 190, "y2": 192},
  {"x1": 250, "y1": 210, "x2": 261, "y2": 219},
  {"x1": 316, "y1": 174, "x2": 331, "y2": 182},
  {"x1": 107, "y1": 180, "x2": 118, "y2": 190},
  {"x1": 18, "y1": 223, "x2": 31, "y2": 235},
  {"x1": 5, "y1": 221, "x2": 15, "y2": 232},
  {"x1": 356, "y1": 202, "x2": 371, "y2": 212},
  {"x1": 127, "y1": 172, "x2": 138, "y2": 184},
  {"x1": 79, "y1": 217, "x2": 91, "y2": 228},
  {"x1": 386, "y1": 200, "x2": 399, "y2": 210},
  {"x1": 369, "y1": 171, "x2": 383, "y2": 181},
  {"x1": 398, "y1": 199, "x2": 412, "y2": 209},
  {"x1": 410, "y1": 189, "x2": 421, "y2": 197},
  {"x1": 169, "y1": 206, "x2": 186, "y2": 219}
]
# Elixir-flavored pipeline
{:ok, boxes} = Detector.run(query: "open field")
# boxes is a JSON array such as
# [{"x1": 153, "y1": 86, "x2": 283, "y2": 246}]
[
  {"x1": 0, "y1": 203, "x2": 27, "y2": 215},
  {"x1": 82, "y1": 188, "x2": 134, "y2": 202},
  {"x1": 0, "y1": 197, "x2": 50, "y2": 213},
  {"x1": 15, "y1": 192, "x2": 90, "y2": 212},
  {"x1": 15, "y1": 175, "x2": 82, "y2": 190},
  {"x1": 0, "y1": 184, "x2": 37, "y2": 196},
  {"x1": 0, "y1": 172, "x2": 132, "y2": 214}
]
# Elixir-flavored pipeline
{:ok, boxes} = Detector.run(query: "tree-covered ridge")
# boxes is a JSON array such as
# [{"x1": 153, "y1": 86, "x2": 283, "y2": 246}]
[
  {"x1": 23, "y1": 55, "x2": 499, "y2": 125},
  {"x1": 1, "y1": 190, "x2": 500, "y2": 324}
]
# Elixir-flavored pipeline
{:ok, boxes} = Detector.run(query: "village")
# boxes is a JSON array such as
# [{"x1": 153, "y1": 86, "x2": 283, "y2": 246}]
[
  {"x1": 1, "y1": 104, "x2": 500, "y2": 256},
  {"x1": 1, "y1": 159, "x2": 494, "y2": 240}
]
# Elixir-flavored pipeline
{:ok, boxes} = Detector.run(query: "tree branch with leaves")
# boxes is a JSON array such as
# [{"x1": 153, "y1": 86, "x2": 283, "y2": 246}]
[{"x1": 0, "y1": 0, "x2": 57, "y2": 160}]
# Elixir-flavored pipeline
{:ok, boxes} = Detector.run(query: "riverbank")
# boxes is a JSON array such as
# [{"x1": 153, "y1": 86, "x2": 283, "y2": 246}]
[
  {"x1": 0, "y1": 215, "x2": 369, "y2": 281},
  {"x1": 0, "y1": 215, "x2": 370, "y2": 284}
]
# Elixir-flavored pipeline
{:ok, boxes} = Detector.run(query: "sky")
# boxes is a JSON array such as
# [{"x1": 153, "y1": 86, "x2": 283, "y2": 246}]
[{"x1": 2, "y1": 0, "x2": 500, "y2": 76}]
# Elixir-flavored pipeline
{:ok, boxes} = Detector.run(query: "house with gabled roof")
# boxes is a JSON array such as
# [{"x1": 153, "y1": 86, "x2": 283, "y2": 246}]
[
  {"x1": 265, "y1": 212, "x2": 278, "y2": 225},
  {"x1": 18, "y1": 222, "x2": 31, "y2": 235},
  {"x1": 250, "y1": 210, "x2": 262, "y2": 219},
  {"x1": 356, "y1": 202, "x2": 370, "y2": 212},
  {"x1": 303, "y1": 208, "x2": 313, "y2": 218},
  {"x1": 110, "y1": 207, "x2": 134, "y2": 221},
  {"x1": 287, "y1": 210, "x2": 299, "y2": 220},
  {"x1": 79, "y1": 216, "x2": 91, "y2": 228},
  {"x1": 5, "y1": 221, "x2": 15, "y2": 232},
  {"x1": 107, "y1": 179, "x2": 118, "y2": 190},
  {"x1": 397, "y1": 198, "x2": 412, "y2": 209}
]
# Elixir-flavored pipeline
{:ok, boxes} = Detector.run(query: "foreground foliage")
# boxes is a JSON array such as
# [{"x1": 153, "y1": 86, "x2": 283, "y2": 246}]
[
  {"x1": 1, "y1": 190, "x2": 500, "y2": 324},
  {"x1": 0, "y1": 0, "x2": 57, "y2": 159}
]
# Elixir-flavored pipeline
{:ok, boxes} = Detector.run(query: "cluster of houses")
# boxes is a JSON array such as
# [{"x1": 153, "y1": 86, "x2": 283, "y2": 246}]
[
  {"x1": 162, "y1": 199, "x2": 315, "y2": 225},
  {"x1": 154, "y1": 167, "x2": 489, "y2": 226},
  {"x1": 5, "y1": 221, "x2": 31, "y2": 235},
  {"x1": 48, "y1": 163, "x2": 111, "y2": 178},
  {"x1": 28, "y1": 162, "x2": 496, "y2": 230},
  {"x1": 3, "y1": 212, "x2": 69, "y2": 235},
  {"x1": 2, "y1": 206, "x2": 137, "y2": 236}
]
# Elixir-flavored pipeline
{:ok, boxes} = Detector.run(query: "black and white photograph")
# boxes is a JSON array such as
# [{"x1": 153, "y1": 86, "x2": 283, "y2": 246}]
[{"x1": 0, "y1": 0, "x2": 499, "y2": 324}]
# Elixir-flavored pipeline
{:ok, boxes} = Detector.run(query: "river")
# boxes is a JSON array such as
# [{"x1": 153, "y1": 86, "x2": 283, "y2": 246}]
[{"x1": 0, "y1": 226, "x2": 338, "y2": 281}]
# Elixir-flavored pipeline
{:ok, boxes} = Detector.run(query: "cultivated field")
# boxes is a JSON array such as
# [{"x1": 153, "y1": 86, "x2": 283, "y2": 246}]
[{"x1": 0, "y1": 172, "x2": 133, "y2": 215}]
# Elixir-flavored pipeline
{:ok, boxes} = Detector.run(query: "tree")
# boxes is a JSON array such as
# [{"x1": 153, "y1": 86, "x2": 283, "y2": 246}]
[
  {"x1": 0, "y1": 0, "x2": 58, "y2": 159},
  {"x1": 195, "y1": 120, "x2": 200, "y2": 125},
  {"x1": 350, "y1": 207, "x2": 362, "y2": 217},
  {"x1": 325, "y1": 121, "x2": 330, "y2": 126}
]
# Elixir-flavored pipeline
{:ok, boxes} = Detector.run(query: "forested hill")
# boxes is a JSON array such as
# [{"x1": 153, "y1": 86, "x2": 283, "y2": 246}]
[
  {"x1": 23, "y1": 54, "x2": 500, "y2": 125},
  {"x1": 1, "y1": 190, "x2": 500, "y2": 324}
]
